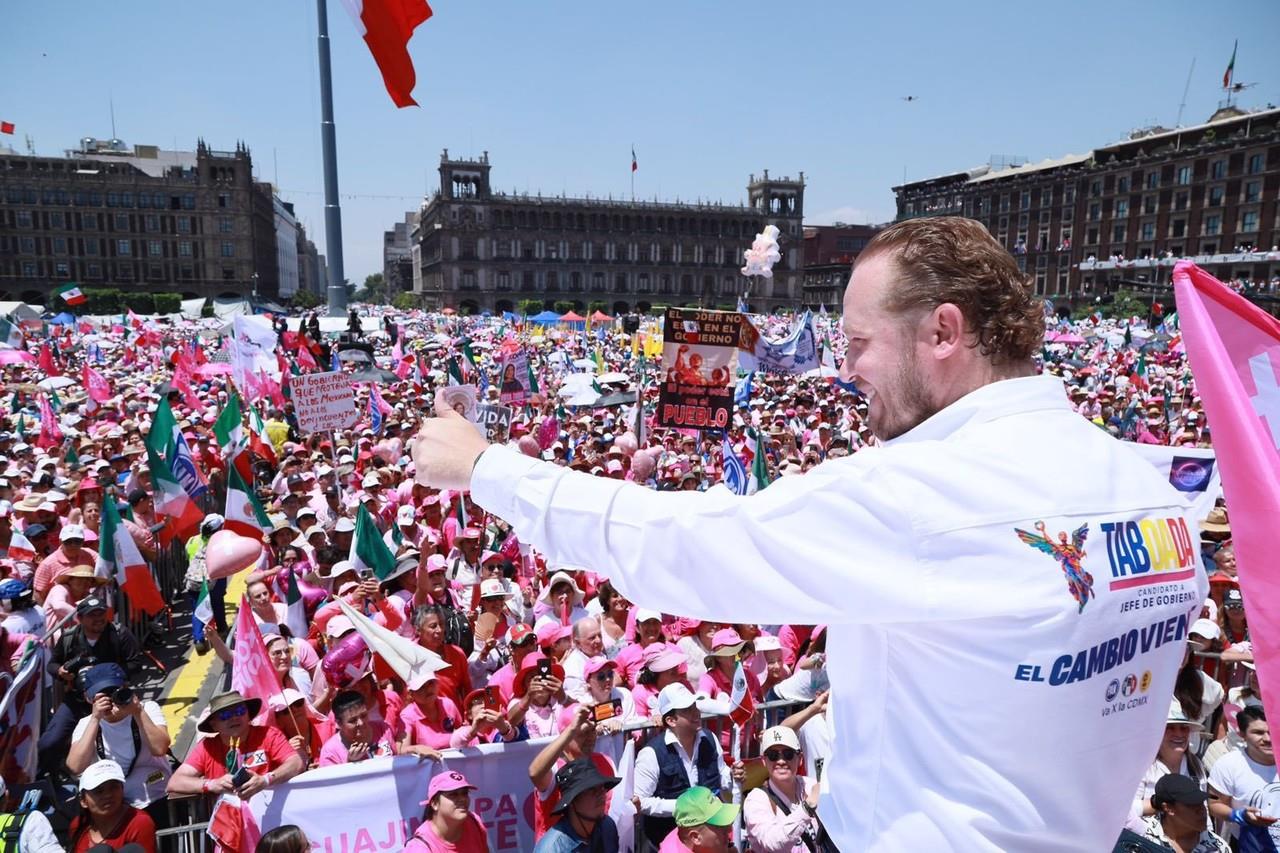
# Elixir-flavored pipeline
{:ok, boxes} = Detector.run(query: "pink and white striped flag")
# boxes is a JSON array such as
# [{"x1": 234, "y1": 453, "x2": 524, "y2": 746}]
[{"x1": 1174, "y1": 260, "x2": 1280, "y2": 714}]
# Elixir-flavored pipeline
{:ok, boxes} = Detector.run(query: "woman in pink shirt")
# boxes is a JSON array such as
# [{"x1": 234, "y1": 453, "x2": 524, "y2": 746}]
[
  {"x1": 631, "y1": 643, "x2": 688, "y2": 718},
  {"x1": 614, "y1": 609, "x2": 665, "y2": 688},
  {"x1": 43, "y1": 564, "x2": 107, "y2": 632},
  {"x1": 400, "y1": 670, "x2": 463, "y2": 751},
  {"x1": 404, "y1": 771, "x2": 490, "y2": 852}
]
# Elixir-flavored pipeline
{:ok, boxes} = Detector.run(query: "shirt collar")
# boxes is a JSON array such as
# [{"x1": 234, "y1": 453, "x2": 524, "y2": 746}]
[{"x1": 883, "y1": 375, "x2": 1071, "y2": 447}]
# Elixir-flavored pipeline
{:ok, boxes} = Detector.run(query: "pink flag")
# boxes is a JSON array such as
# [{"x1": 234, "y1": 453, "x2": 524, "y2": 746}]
[
  {"x1": 394, "y1": 354, "x2": 414, "y2": 379},
  {"x1": 297, "y1": 344, "x2": 318, "y2": 372},
  {"x1": 231, "y1": 597, "x2": 282, "y2": 726},
  {"x1": 1173, "y1": 261, "x2": 1280, "y2": 715},
  {"x1": 82, "y1": 364, "x2": 113, "y2": 403},
  {"x1": 36, "y1": 395, "x2": 62, "y2": 449},
  {"x1": 537, "y1": 416, "x2": 559, "y2": 451}
]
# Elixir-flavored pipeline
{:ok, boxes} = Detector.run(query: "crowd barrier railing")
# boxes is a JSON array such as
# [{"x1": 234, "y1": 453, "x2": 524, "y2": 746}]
[{"x1": 147, "y1": 697, "x2": 812, "y2": 852}]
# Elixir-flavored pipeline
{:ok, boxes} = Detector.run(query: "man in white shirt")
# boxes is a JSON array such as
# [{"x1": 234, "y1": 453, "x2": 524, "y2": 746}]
[
  {"x1": 413, "y1": 216, "x2": 1208, "y2": 851},
  {"x1": 1208, "y1": 707, "x2": 1276, "y2": 836},
  {"x1": 561, "y1": 617, "x2": 605, "y2": 702}
]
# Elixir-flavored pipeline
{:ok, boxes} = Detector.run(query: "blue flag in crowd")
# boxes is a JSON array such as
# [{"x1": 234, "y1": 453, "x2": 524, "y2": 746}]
[
  {"x1": 368, "y1": 390, "x2": 383, "y2": 434},
  {"x1": 330, "y1": 348, "x2": 341, "y2": 372},
  {"x1": 734, "y1": 372, "x2": 754, "y2": 408},
  {"x1": 721, "y1": 435, "x2": 749, "y2": 496},
  {"x1": 739, "y1": 311, "x2": 821, "y2": 375}
]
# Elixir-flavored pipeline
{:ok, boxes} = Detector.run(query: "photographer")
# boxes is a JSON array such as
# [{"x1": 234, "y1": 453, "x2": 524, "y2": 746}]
[
  {"x1": 39, "y1": 594, "x2": 144, "y2": 772},
  {"x1": 66, "y1": 663, "x2": 173, "y2": 827}
]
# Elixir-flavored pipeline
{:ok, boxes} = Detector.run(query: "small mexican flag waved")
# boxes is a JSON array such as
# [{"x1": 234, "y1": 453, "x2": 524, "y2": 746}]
[
  {"x1": 54, "y1": 283, "x2": 87, "y2": 306},
  {"x1": 192, "y1": 580, "x2": 214, "y2": 628},
  {"x1": 283, "y1": 569, "x2": 307, "y2": 640},
  {"x1": 350, "y1": 504, "x2": 396, "y2": 580},
  {"x1": 145, "y1": 447, "x2": 204, "y2": 546},
  {"x1": 97, "y1": 498, "x2": 165, "y2": 615},
  {"x1": 224, "y1": 467, "x2": 272, "y2": 539}
]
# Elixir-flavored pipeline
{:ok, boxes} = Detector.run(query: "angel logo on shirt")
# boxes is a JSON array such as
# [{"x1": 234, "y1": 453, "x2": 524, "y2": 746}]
[{"x1": 1015, "y1": 521, "x2": 1094, "y2": 613}]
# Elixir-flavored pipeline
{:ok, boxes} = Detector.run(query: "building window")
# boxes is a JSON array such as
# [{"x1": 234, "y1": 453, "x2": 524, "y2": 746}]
[
  {"x1": 19, "y1": 236, "x2": 35, "y2": 254},
  {"x1": 1146, "y1": 171, "x2": 1159, "y2": 189},
  {"x1": 145, "y1": 214, "x2": 159, "y2": 232},
  {"x1": 220, "y1": 241, "x2": 234, "y2": 257},
  {"x1": 16, "y1": 210, "x2": 32, "y2": 228},
  {"x1": 1210, "y1": 160, "x2": 1226, "y2": 180},
  {"x1": 21, "y1": 261, "x2": 36, "y2": 278},
  {"x1": 1203, "y1": 215, "x2": 1221, "y2": 236},
  {"x1": 1141, "y1": 222, "x2": 1156, "y2": 241},
  {"x1": 49, "y1": 211, "x2": 64, "y2": 229},
  {"x1": 52, "y1": 261, "x2": 68, "y2": 277},
  {"x1": 1089, "y1": 181, "x2": 1101, "y2": 198},
  {"x1": 87, "y1": 263, "x2": 101, "y2": 279},
  {"x1": 178, "y1": 240, "x2": 192, "y2": 257},
  {"x1": 1064, "y1": 185, "x2": 1075, "y2": 204},
  {"x1": 1143, "y1": 195, "x2": 1157, "y2": 215},
  {"x1": 1088, "y1": 203, "x2": 1100, "y2": 222},
  {"x1": 148, "y1": 240, "x2": 162, "y2": 257},
  {"x1": 219, "y1": 217, "x2": 233, "y2": 234},
  {"x1": 218, "y1": 193, "x2": 230, "y2": 208},
  {"x1": 1247, "y1": 153, "x2": 1264, "y2": 174},
  {"x1": 116, "y1": 239, "x2": 131, "y2": 256},
  {"x1": 1112, "y1": 224, "x2": 1126, "y2": 243},
  {"x1": 114, "y1": 213, "x2": 128, "y2": 230},
  {"x1": 1171, "y1": 219, "x2": 1186, "y2": 238},
  {"x1": 1115, "y1": 199, "x2": 1128, "y2": 218},
  {"x1": 1208, "y1": 186, "x2": 1225, "y2": 206},
  {"x1": 53, "y1": 237, "x2": 66, "y2": 254},
  {"x1": 1086, "y1": 228, "x2": 1098, "y2": 245},
  {"x1": 1116, "y1": 177, "x2": 1129, "y2": 194},
  {"x1": 177, "y1": 216, "x2": 191, "y2": 234},
  {"x1": 1241, "y1": 210, "x2": 1259, "y2": 232},
  {"x1": 1244, "y1": 181, "x2": 1261, "y2": 203},
  {"x1": 1020, "y1": 191, "x2": 1030, "y2": 210},
  {"x1": 1176, "y1": 166, "x2": 1192, "y2": 185},
  {"x1": 182, "y1": 194, "x2": 195, "y2": 210},
  {"x1": 121, "y1": 193, "x2": 133, "y2": 208},
  {"x1": 81, "y1": 212, "x2": 97, "y2": 229}
]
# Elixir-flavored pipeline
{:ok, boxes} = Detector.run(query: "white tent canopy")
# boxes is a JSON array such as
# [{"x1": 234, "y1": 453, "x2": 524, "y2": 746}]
[{"x1": 0, "y1": 302, "x2": 42, "y2": 323}]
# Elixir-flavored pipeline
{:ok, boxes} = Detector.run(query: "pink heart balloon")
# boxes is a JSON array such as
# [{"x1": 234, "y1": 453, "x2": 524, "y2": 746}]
[{"x1": 205, "y1": 530, "x2": 264, "y2": 580}]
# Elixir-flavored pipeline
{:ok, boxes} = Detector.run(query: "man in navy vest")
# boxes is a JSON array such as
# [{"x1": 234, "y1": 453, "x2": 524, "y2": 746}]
[{"x1": 632, "y1": 684, "x2": 744, "y2": 847}]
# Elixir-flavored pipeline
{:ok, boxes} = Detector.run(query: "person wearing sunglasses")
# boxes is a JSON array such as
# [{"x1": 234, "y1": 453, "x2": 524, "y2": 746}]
[
  {"x1": 167, "y1": 690, "x2": 304, "y2": 800},
  {"x1": 743, "y1": 727, "x2": 834, "y2": 853}
]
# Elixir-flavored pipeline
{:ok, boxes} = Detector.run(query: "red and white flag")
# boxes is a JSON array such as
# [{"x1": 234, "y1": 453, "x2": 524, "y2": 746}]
[
  {"x1": 728, "y1": 660, "x2": 756, "y2": 727},
  {"x1": 96, "y1": 497, "x2": 165, "y2": 615},
  {"x1": 1174, "y1": 260, "x2": 1280, "y2": 714},
  {"x1": 340, "y1": 0, "x2": 433, "y2": 108},
  {"x1": 7, "y1": 530, "x2": 37, "y2": 562},
  {"x1": 231, "y1": 597, "x2": 283, "y2": 727}
]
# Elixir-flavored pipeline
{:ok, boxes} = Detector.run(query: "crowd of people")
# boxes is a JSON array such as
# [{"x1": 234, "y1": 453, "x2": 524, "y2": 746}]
[{"x1": 0, "y1": 287, "x2": 1269, "y2": 853}]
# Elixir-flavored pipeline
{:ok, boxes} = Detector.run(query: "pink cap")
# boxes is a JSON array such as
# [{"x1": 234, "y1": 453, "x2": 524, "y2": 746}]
[
  {"x1": 584, "y1": 657, "x2": 616, "y2": 679},
  {"x1": 420, "y1": 770, "x2": 475, "y2": 804},
  {"x1": 536, "y1": 622, "x2": 572, "y2": 647},
  {"x1": 642, "y1": 643, "x2": 687, "y2": 673},
  {"x1": 710, "y1": 627, "x2": 744, "y2": 651},
  {"x1": 325, "y1": 615, "x2": 355, "y2": 639}
]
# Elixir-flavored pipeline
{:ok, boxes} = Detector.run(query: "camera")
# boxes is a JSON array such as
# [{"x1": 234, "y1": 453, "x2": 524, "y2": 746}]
[{"x1": 112, "y1": 685, "x2": 134, "y2": 706}]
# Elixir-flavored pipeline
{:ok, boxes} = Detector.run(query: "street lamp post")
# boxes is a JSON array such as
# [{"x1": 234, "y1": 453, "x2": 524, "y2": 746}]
[{"x1": 251, "y1": 272, "x2": 260, "y2": 300}]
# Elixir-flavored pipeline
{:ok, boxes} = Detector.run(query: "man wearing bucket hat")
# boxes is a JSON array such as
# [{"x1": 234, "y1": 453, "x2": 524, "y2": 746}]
[
  {"x1": 404, "y1": 771, "x2": 490, "y2": 852},
  {"x1": 532, "y1": 756, "x2": 620, "y2": 853},
  {"x1": 167, "y1": 690, "x2": 303, "y2": 800}
]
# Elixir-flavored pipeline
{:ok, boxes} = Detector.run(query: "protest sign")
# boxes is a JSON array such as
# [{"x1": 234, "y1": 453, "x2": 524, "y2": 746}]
[
  {"x1": 291, "y1": 371, "x2": 358, "y2": 434},
  {"x1": 476, "y1": 403, "x2": 514, "y2": 440},
  {"x1": 496, "y1": 350, "x2": 530, "y2": 405},
  {"x1": 248, "y1": 734, "x2": 624, "y2": 853},
  {"x1": 657, "y1": 308, "x2": 738, "y2": 431},
  {"x1": 739, "y1": 310, "x2": 821, "y2": 375}
]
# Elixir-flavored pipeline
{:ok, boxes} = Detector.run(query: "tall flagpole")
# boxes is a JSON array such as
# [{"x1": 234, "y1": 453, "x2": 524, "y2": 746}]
[{"x1": 316, "y1": 0, "x2": 348, "y2": 317}]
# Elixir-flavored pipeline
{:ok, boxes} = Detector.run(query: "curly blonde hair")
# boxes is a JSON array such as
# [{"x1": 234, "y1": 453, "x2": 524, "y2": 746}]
[{"x1": 861, "y1": 217, "x2": 1044, "y2": 367}]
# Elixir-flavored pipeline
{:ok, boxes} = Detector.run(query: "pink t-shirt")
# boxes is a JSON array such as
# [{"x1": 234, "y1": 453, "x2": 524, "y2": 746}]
[
  {"x1": 657, "y1": 828, "x2": 695, "y2": 853},
  {"x1": 317, "y1": 720, "x2": 397, "y2": 766},
  {"x1": 404, "y1": 814, "x2": 490, "y2": 852},
  {"x1": 632, "y1": 682, "x2": 659, "y2": 718},
  {"x1": 401, "y1": 697, "x2": 463, "y2": 750}
]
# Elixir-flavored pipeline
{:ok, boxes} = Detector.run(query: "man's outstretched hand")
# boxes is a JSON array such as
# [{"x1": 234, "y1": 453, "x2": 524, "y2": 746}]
[{"x1": 411, "y1": 393, "x2": 491, "y2": 491}]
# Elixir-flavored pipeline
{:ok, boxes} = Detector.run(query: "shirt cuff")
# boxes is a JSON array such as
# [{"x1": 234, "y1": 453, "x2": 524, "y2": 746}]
[{"x1": 471, "y1": 444, "x2": 544, "y2": 519}]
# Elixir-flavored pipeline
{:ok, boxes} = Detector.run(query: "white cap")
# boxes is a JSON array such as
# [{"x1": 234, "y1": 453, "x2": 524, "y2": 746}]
[
  {"x1": 79, "y1": 758, "x2": 126, "y2": 792},
  {"x1": 656, "y1": 683, "x2": 707, "y2": 718},
  {"x1": 325, "y1": 615, "x2": 356, "y2": 639},
  {"x1": 753, "y1": 633, "x2": 782, "y2": 653},
  {"x1": 635, "y1": 608, "x2": 663, "y2": 624},
  {"x1": 334, "y1": 518, "x2": 356, "y2": 533},
  {"x1": 267, "y1": 688, "x2": 309, "y2": 712},
  {"x1": 60, "y1": 523, "x2": 86, "y2": 541},
  {"x1": 396, "y1": 505, "x2": 416, "y2": 525},
  {"x1": 761, "y1": 725, "x2": 801, "y2": 752},
  {"x1": 362, "y1": 473, "x2": 381, "y2": 488},
  {"x1": 1190, "y1": 618, "x2": 1221, "y2": 641},
  {"x1": 479, "y1": 578, "x2": 507, "y2": 599},
  {"x1": 317, "y1": 464, "x2": 334, "y2": 477}
]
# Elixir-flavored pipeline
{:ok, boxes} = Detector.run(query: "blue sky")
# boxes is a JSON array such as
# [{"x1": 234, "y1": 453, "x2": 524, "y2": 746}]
[{"x1": 3, "y1": 1, "x2": 1277, "y2": 283}]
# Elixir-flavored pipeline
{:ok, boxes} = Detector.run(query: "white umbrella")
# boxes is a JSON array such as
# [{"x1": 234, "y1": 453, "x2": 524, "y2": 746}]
[
  {"x1": 572, "y1": 358, "x2": 597, "y2": 370},
  {"x1": 38, "y1": 376, "x2": 76, "y2": 390},
  {"x1": 597, "y1": 372, "x2": 630, "y2": 385}
]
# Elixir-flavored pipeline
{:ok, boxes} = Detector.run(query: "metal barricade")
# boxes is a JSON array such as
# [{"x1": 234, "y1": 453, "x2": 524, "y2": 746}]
[{"x1": 156, "y1": 794, "x2": 214, "y2": 853}]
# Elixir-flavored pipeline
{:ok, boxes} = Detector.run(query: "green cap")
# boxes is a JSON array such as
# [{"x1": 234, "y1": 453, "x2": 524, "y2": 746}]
[{"x1": 674, "y1": 786, "x2": 740, "y2": 828}]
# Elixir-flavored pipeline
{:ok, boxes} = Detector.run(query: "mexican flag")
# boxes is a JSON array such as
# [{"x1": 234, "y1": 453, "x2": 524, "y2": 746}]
[
  {"x1": 97, "y1": 497, "x2": 165, "y2": 616},
  {"x1": 213, "y1": 391, "x2": 253, "y2": 484},
  {"x1": 248, "y1": 406, "x2": 278, "y2": 464},
  {"x1": 193, "y1": 579, "x2": 214, "y2": 628},
  {"x1": 0, "y1": 318, "x2": 23, "y2": 349},
  {"x1": 340, "y1": 0, "x2": 433, "y2": 108},
  {"x1": 54, "y1": 283, "x2": 87, "y2": 306},
  {"x1": 283, "y1": 569, "x2": 307, "y2": 639},
  {"x1": 146, "y1": 447, "x2": 204, "y2": 546},
  {"x1": 747, "y1": 428, "x2": 771, "y2": 495},
  {"x1": 8, "y1": 530, "x2": 37, "y2": 562},
  {"x1": 224, "y1": 466, "x2": 271, "y2": 539},
  {"x1": 350, "y1": 504, "x2": 396, "y2": 580},
  {"x1": 728, "y1": 660, "x2": 756, "y2": 726},
  {"x1": 1223, "y1": 39, "x2": 1237, "y2": 89}
]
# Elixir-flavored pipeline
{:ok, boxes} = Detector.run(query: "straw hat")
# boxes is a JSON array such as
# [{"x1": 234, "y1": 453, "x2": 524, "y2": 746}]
[{"x1": 58, "y1": 565, "x2": 107, "y2": 587}]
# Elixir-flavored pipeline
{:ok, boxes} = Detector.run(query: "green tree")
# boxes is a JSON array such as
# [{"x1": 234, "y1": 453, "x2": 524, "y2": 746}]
[
  {"x1": 354, "y1": 273, "x2": 388, "y2": 303},
  {"x1": 588, "y1": 301, "x2": 607, "y2": 314},
  {"x1": 153, "y1": 293, "x2": 181, "y2": 314},
  {"x1": 291, "y1": 290, "x2": 322, "y2": 310},
  {"x1": 553, "y1": 300, "x2": 574, "y2": 314},
  {"x1": 1072, "y1": 289, "x2": 1151, "y2": 321},
  {"x1": 517, "y1": 299, "x2": 543, "y2": 315},
  {"x1": 392, "y1": 292, "x2": 420, "y2": 311}
]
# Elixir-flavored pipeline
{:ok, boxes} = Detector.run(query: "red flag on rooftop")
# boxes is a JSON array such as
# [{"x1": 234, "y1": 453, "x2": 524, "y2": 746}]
[
  {"x1": 0, "y1": 122, "x2": 14, "y2": 135},
  {"x1": 341, "y1": 0, "x2": 433, "y2": 108}
]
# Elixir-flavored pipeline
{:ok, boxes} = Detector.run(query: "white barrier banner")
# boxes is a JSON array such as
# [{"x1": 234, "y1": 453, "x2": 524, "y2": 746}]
[{"x1": 248, "y1": 734, "x2": 625, "y2": 852}]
